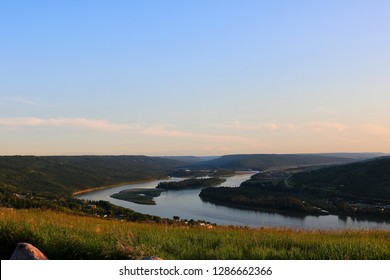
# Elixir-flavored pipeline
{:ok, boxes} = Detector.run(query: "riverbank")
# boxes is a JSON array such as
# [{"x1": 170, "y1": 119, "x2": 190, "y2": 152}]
[
  {"x1": 72, "y1": 171, "x2": 254, "y2": 196},
  {"x1": 72, "y1": 178, "x2": 168, "y2": 196},
  {"x1": 73, "y1": 173, "x2": 390, "y2": 230}
]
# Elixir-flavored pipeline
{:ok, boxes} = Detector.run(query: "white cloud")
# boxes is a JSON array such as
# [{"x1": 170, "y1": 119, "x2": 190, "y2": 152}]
[
  {"x1": 3, "y1": 117, "x2": 388, "y2": 154},
  {"x1": 208, "y1": 121, "x2": 349, "y2": 132},
  {"x1": 0, "y1": 117, "x2": 265, "y2": 146},
  {"x1": 306, "y1": 122, "x2": 348, "y2": 132},
  {"x1": 209, "y1": 121, "x2": 283, "y2": 131},
  {"x1": 4, "y1": 96, "x2": 57, "y2": 108},
  {"x1": 0, "y1": 117, "x2": 132, "y2": 132},
  {"x1": 360, "y1": 123, "x2": 390, "y2": 138},
  {"x1": 139, "y1": 123, "x2": 265, "y2": 145},
  {"x1": 261, "y1": 123, "x2": 279, "y2": 131}
]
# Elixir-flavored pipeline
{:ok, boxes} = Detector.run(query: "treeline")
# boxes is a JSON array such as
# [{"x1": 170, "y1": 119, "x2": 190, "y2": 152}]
[
  {"x1": 169, "y1": 169, "x2": 235, "y2": 178},
  {"x1": 0, "y1": 156, "x2": 182, "y2": 195},
  {"x1": 0, "y1": 188, "x2": 165, "y2": 223},
  {"x1": 157, "y1": 178, "x2": 226, "y2": 190},
  {"x1": 199, "y1": 172, "x2": 390, "y2": 217},
  {"x1": 199, "y1": 184, "x2": 322, "y2": 214},
  {"x1": 190, "y1": 154, "x2": 356, "y2": 170}
]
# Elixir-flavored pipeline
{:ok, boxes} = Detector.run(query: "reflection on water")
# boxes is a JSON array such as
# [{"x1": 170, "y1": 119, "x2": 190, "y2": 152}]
[
  {"x1": 202, "y1": 200, "x2": 311, "y2": 220},
  {"x1": 75, "y1": 173, "x2": 390, "y2": 230}
]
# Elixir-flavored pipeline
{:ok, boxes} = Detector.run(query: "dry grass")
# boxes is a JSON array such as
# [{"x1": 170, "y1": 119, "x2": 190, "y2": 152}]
[{"x1": 0, "y1": 207, "x2": 389, "y2": 260}]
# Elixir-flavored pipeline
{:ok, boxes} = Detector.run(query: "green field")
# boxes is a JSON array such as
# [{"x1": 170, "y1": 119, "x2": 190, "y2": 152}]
[{"x1": 1, "y1": 208, "x2": 389, "y2": 260}]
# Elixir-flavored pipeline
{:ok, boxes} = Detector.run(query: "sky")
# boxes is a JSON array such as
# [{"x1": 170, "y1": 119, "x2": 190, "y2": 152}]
[{"x1": 1, "y1": 0, "x2": 389, "y2": 156}]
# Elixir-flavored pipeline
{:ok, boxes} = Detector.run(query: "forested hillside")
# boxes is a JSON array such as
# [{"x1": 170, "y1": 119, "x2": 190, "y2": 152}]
[
  {"x1": 0, "y1": 156, "x2": 183, "y2": 195},
  {"x1": 188, "y1": 154, "x2": 357, "y2": 170},
  {"x1": 290, "y1": 156, "x2": 390, "y2": 200}
]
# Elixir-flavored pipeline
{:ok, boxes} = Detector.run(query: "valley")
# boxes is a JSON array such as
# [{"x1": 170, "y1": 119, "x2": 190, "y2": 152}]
[{"x1": 1, "y1": 153, "x2": 390, "y2": 259}]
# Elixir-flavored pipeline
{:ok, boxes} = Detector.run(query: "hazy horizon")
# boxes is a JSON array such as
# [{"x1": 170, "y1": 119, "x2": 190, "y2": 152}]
[
  {"x1": 0, "y1": 152, "x2": 388, "y2": 158},
  {"x1": 1, "y1": 1, "x2": 389, "y2": 156}
]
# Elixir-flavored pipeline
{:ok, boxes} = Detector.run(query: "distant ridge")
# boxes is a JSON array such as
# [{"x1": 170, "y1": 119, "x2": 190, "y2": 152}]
[
  {"x1": 184, "y1": 153, "x2": 373, "y2": 170},
  {"x1": 312, "y1": 153, "x2": 387, "y2": 160},
  {"x1": 0, "y1": 153, "x2": 386, "y2": 196},
  {"x1": 156, "y1": 156, "x2": 220, "y2": 164}
]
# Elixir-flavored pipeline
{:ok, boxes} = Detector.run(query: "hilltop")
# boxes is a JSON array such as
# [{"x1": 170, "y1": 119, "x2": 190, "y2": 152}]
[
  {"x1": 289, "y1": 156, "x2": 390, "y2": 201},
  {"x1": 0, "y1": 153, "x2": 384, "y2": 196},
  {"x1": 1, "y1": 154, "x2": 389, "y2": 260},
  {"x1": 0, "y1": 155, "x2": 184, "y2": 195},
  {"x1": 185, "y1": 153, "x2": 373, "y2": 170},
  {"x1": 200, "y1": 157, "x2": 390, "y2": 217}
]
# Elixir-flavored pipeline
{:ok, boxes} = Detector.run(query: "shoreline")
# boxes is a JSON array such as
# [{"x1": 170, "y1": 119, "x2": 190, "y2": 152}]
[
  {"x1": 72, "y1": 177, "x2": 168, "y2": 196},
  {"x1": 199, "y1": 196, "x2": 390, "y2": 222},
  {"x1": 71, "y1": 171, "x2": 253, "y2": 197}
]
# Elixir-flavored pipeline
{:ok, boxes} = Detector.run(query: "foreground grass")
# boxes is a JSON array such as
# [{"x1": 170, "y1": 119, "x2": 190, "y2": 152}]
[{"x1": 0, "y1": 208, "x2": 389, "y2": 260}]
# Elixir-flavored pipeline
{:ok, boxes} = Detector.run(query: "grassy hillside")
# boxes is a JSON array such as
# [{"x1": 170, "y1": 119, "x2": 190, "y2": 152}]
[
  {"x1": 0, "y1": 156, "x2": 183, "y2": 195},
  {"x1": 188, "y1": 154, "x2": 356, "y2": 170},
  {"x1": 1, "y1": 208, "x2": 389, "y2": 260},
  {"x1": 289, "y1": 157, "x2": 390, "y2": 200}
]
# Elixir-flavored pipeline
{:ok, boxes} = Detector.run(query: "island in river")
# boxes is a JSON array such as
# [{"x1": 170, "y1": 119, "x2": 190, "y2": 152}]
[
  {"x1": 156, "y1": 177, "x2": 226, "y2": 190},
  {"x1": 110, "y1": 188, "x2": 163, "y2": 205},
  {"x1": 111, "y1": 177, "x2": 226, "y2": 205}
]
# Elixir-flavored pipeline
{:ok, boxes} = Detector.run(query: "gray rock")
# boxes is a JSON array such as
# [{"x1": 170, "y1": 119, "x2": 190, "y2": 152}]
[
  {"x1": 10, "y1": 243, "x2": 48, "y2": 260},
  {"x1": 141, "y1": 256, "x2": 163, "y2": 260}
]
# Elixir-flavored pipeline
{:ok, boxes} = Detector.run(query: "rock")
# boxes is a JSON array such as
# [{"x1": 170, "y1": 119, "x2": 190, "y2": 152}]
[
  {"x1": 141, "y1": 256, "x2": 163, "y2": 260},
  {"x1": 10, "y1": 243, "x2": 48, "y2": 260}
]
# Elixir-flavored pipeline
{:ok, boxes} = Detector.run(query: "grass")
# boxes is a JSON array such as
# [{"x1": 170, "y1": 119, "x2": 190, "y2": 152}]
[{"x1": 1, "y1": 207, "x2": 389, "y2": 260}]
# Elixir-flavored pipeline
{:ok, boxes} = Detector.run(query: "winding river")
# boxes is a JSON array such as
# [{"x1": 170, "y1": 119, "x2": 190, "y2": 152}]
[{"x1": 75, "y1": 173, "x2": 390, "y2": 230}]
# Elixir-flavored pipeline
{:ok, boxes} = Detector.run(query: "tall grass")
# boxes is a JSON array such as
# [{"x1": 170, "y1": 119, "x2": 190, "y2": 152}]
[{"x1": 0, "y1": 208, "x2": 389, "y2": 260}]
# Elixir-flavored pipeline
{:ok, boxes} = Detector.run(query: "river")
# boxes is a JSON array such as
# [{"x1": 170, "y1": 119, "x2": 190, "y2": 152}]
[{"x1": 75, "y1": 173, "x2": 390, "y2": 230}]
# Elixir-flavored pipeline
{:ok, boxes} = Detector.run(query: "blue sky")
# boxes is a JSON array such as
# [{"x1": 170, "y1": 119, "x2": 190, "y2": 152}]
[{"x1": 1, "y1": 1, "x2": 389, "y2": 155}]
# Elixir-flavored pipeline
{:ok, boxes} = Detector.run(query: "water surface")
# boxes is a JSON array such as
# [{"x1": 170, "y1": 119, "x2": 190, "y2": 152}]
[{"x1": 75, "y1": 173, "x2": 390, "y2": 230}]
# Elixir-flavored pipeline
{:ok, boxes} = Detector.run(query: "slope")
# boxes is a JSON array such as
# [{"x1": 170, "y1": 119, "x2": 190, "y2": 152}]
[
  {"x1": 289, "y1": 156, "x2": 390, "y2": 200},
  {"x1": 0, "y1": 156, "x2": 183, "y2": 195},
  {"x1": 188, "y1": 154, "x2": 358, "y2": 170}
]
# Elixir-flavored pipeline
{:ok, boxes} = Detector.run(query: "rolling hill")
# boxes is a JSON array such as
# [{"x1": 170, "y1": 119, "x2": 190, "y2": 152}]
[
  {"x1": 289, "y1": 156, "x2": 390, "y2": 200},
  {"x1": 186, "y1": 154, "x2": 362, "y2": 170},
  {"x1": 0, "y1": 156, "x2": 184, "y2": 195},
  {"x1": 157, "y1": 156, "x2": 219, "y2": 164},
  {"x1": 0, "y1": 153, "x2": 386, "y2": 197}
]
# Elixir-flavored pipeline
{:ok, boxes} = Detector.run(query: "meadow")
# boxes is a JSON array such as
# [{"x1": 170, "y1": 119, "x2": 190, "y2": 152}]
[{"x1": 1, "y1": 207, "x2": 389, "y2": 260}]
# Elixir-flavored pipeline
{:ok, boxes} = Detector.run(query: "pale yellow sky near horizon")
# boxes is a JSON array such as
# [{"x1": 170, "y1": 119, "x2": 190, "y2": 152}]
[
  {"x1": 1, "y1": 117, "x2": 389, "y2": 156},
  {"x1": 1, "y1": 1, "x2": 389, "y2": 156}
]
